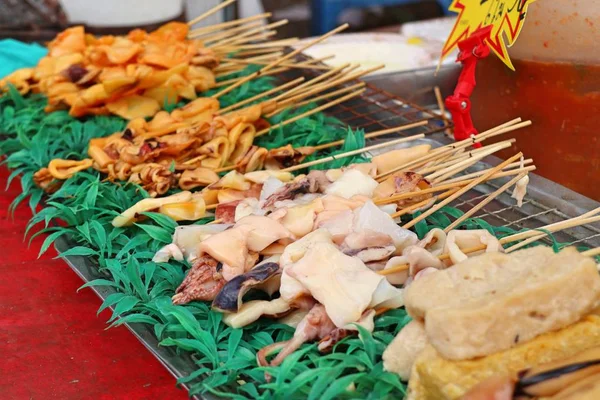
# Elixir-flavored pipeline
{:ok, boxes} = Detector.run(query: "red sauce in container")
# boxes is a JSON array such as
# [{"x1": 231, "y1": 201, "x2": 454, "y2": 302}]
[{"x1": 469, "y1": 1, "x2": 600, "y2": 199}]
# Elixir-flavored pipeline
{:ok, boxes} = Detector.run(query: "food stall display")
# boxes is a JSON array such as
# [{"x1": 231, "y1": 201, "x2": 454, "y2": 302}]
[{"x1": 1, "y1": 1, "x2": 599, "y2": 399}]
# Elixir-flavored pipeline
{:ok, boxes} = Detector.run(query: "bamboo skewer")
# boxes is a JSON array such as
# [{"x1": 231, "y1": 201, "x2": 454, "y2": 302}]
[
  {"x1": 373, "y1": 165, "x2": 536, "y2": 206},
  {"x1": 232, "y1": 47, "x2": 288, "y2": 57},
  {"x1": 417, "y1": 140, "x2": 515, "y2": 176},
  {"x1": 443, "y1": 172, "x2": 529, "y2": 232},
  {"x1": 212, "y1": 24, "x2": 349, "y2": 99},
  {"x1": 198, "y1": 21, "x2": 264, "y2": 44},
  {"x1": 402, "y1": 153, "x2": 523, "y2": 229},
  {"x1": 271, "y1": 63, "x2": 353, "y2": 101},
  {"x1": 218, "y1": 57, "x2": 332, "y2": 71},
  {"x1": 255, "y1": 88, "x2": 366, "y2": 137},
  {"x1": 188, "y1": 0, "x2": 237, "y2": 27},
  {"x1": 188, "y1": 13, "x2": 272, "y2": 37},
  {"x1": 280, "y1": 134, "x2": 426, "y2": 173},
  {"x1": 214, "y1": 66, "x2": 290, "y2": 87},
  {"x1": 218, "y1": 77, "x2": 305, "y2": 114},
  {"x1": 209, "y1": 19, "x2": 289, "y2": 48},
  {"x1": 427, "y1": 141, "x2": 515, "y2": 183},
  {"x1": 265, "y1": 82, "x2": 365, "y2": 119},
  {"x1": 505, "y1": 206, "x2": 600, "y2": 253},
  {"x1": 375, "y1": 119, "x2": 528, "y2": 181},
  {"x1": 215, "y1": 38, "x2": 299, "y2": 51},
  {"x1": 379, "y1": 213, "x2": 600, "y2": 276},
  {"x1": 582, "y1": 247, "x2": 600, "y2": 257},
  {"x1": 314, "y1": 121, "x2": 428, "y2": 151},
  {"x1": 264, "y1": 64, "x2": 384, "y2": 118},
  {"x1": 440, "y1": 159, "x2": 533, "y2": 185},
  {"x1": 221, "y1": 30, "x2": 279, "y2": 47},
  {"x1": 280, "y1": 82, "x2": 366, "y2": 112},
  {"x1": 390, "y1": 188, "x2": 461, "y2": 219}
]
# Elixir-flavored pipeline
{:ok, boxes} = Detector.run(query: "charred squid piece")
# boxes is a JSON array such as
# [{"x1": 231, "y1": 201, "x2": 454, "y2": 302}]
[
  {"x1": 262, "y1": 170, "x2": 329, "y2": 209},
  {"x1": 317, "y1": 328, "x2": 355, "y2": 353},
  {"x1": 514, "y1": 347, "x2": 600, "y2": 398},
  {"x1": 172, "y1": 256, "x2": 225, "y2": 305},
  {"x1": 212, "y1": 262, "x2": 281, "y2": 313},
  {"x1": 215, "y1": 200, "x2": 242, "y2": 224},
  {"x1": 373, "y1": 171, "x2": 432, "y2": 206},
  {"x1": 256, "y1": 304, "x2": 336, "y2": 381},
  {"x1": 266, "y1": 145, "x2": 316, "y2": 169},
  {"x1": 263, "y1": 179, "x2": 311, "y2": 209}
]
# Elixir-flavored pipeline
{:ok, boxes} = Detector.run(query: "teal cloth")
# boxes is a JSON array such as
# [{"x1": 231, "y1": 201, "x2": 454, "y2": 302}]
[{"x1": 0, "y1": 39, "x2": 47, "y2": 78}]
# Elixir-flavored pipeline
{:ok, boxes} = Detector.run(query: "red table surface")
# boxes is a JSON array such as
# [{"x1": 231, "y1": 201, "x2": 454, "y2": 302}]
[{"x1": 0, "y1": 166, "x2": 187, "y2": 400}]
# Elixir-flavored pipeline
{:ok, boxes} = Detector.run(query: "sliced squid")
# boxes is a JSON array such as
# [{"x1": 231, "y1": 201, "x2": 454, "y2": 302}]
[
  {"x1": 112, "y1": 191, "x2": 192, "y2": 227},
  {"x1": 172, "y1": 223, "x2": 231, "y2": 262},
  {"x1": 353, "y1": 201, "x2": 418, "y2": 254},
  {"x1": 236, "y1": 215, "x2": 295, "y2": 252},
  {"x1": 199, "y1": 224, "x2": 252, "y2": 274},
  {"x1": 279, "y1": 229, "x2": 333, "y2": 302},
  {"x1": 257, "y1": 304, "x2": 336, "y2": 371},
  {"x1": 325, "y1": 169, "x2": 378, "y2": 199},
  {"x1": 340, "y1": 230, "x2": 396, "y2": 263},
  {"x1": 223, "y1": 297, "x2": 292, "y2": 328},
  {"x1": 444, "y1": 229, "x2": 504, "y2": 265},
  {"x1": 511, "y1": 174, "x2": 529, "y2": 207},
  {"x1": 280, "y1": 198, "x2": 325, "y2": 238},
  {"x1": 286, "y1": 241, "x2": 403, "y2": 327},
  {"x1": 152, "y1": 243, "x2": 184, "y2": 263}
]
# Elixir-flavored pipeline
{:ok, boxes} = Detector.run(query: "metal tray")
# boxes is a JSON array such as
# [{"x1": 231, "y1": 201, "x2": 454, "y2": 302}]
[{"x1": 55, "y1": 65, "x2": 600, "y2": 398}]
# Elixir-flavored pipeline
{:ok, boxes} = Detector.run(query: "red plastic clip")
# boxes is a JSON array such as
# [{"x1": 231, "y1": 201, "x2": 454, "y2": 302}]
[{"x1": 445, "y1": 26, "x2": 492, "y2": 148}]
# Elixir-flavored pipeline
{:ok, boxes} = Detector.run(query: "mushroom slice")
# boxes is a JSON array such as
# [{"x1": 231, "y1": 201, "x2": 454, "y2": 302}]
[
  {"x1": 172, "y1": 255, "x2": 225, "y2": 305},
  {"x1": 212, "y1": 262, "x2": 281, "y2": 313},
  {"x1": 112, "y1": 191, "x2": 192, "y2": 227}
]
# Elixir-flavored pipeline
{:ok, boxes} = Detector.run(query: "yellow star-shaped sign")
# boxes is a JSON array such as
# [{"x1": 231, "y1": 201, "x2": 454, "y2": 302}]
[{"x1": 441, "y1": 0, "x2": 538, "y2": 70}]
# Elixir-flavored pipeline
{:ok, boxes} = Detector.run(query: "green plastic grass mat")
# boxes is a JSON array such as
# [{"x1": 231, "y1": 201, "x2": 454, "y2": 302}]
[{"x1": 0, "y1": 66, "x2": 583, "y2": 399}]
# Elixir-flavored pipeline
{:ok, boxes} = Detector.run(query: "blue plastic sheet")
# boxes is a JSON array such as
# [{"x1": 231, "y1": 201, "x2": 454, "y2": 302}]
[{"x1": 0, "y1": 39, "x2": 47, "y2": 78}]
